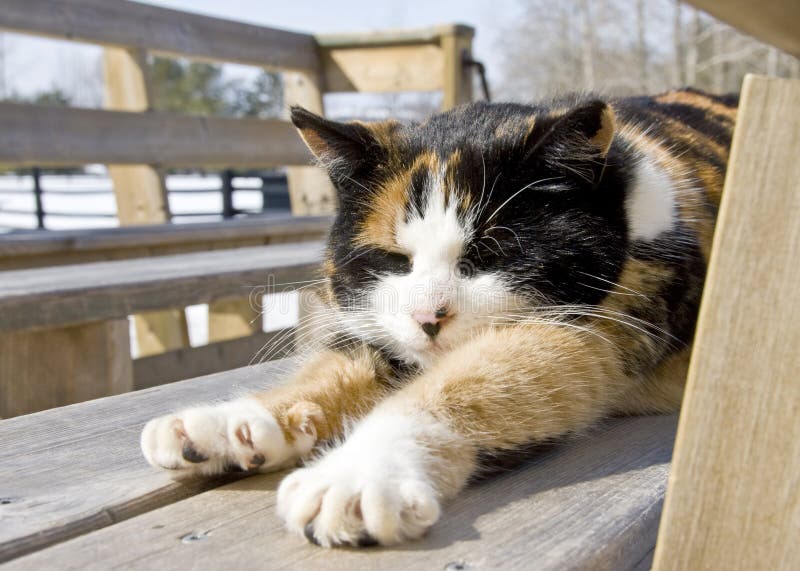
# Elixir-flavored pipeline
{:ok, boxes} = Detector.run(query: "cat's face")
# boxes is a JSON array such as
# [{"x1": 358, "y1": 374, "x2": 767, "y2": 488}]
[{"x1": 292, "y1": 100, "x2": 629, "y2": 367}]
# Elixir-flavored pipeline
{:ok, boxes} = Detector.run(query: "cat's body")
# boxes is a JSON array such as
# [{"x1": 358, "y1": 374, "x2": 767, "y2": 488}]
[{"x1": 141, "y1": 88, "x2": 736, "y2": 547}]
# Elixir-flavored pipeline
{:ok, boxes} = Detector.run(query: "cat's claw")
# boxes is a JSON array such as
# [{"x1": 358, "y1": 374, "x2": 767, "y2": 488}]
[
  {"x1": 276, "y1": 414, "x2": 441, "y2": 547},
  {"x1": 140, "y1": 398, "x2": 317, "y2": 477}
]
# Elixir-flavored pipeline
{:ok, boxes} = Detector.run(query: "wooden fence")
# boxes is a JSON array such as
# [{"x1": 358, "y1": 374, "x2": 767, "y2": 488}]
[{"x1": 0, "y1": 0, "x2": 475, "y2": 416}]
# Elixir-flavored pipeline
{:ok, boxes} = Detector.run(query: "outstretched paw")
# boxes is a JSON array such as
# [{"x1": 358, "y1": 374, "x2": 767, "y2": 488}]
[
  {"x1": 276, "y1": 414, "x2": 442, "y2": 547},
  {"x1": 141, "y1": 398, "x2": 322, "y2": 477}
]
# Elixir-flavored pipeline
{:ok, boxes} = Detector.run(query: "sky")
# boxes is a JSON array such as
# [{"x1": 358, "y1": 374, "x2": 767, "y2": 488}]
[{"x1": 1, "y1": 0, "x2": 523, "y2": 102}]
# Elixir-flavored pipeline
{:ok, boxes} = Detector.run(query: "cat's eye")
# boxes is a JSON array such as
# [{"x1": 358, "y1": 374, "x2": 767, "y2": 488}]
[{"x1": 385, "y1": 251, "x2": 412, "y2": 273}]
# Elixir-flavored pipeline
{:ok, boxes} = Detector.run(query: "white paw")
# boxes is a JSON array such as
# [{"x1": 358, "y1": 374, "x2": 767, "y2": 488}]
[
  {"x1": 277, "y1": 413, "x2": 442, "y2": 547},
  {"x1": 140, "y1": 398, "x2": 316, "y2": 477}
]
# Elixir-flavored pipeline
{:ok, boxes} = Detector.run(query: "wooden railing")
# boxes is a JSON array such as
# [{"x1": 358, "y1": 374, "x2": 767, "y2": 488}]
[{"x1": 0, "y1": 0, "x2": 475, "y2": 416}]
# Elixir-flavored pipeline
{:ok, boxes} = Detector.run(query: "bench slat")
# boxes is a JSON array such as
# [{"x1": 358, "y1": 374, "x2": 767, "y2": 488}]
[
  {"x1": 0, "y1": 241, "x2": 324, "y2": 332},
  {"x1": 0, "y1": 360, "x2": 302, "y2": 562},
  {"x1": 1, "y1": 371, "x2": 676, "y2": 570}
]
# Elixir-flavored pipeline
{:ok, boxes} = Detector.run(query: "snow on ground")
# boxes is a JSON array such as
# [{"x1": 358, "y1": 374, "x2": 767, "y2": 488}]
[{"x1": 0, "y1": 172, "x2": 300, "y2": 357}]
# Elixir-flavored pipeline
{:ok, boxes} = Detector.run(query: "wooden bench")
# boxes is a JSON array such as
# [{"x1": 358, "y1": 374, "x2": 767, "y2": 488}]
[
  {"x1": 0, "y1": 359, "x2": 677, "y2": 569},
  {"x1": 0, "y1": 241, "x2": 324, "y2": 418}
]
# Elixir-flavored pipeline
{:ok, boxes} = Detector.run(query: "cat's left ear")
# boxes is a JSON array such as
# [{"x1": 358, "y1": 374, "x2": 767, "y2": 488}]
[
  {"x1": 290, "y1": 106, "x2": 390, "y2": 185},
  {"x1": 526, "y1": 100, "x2": 616, "y2": 184}
]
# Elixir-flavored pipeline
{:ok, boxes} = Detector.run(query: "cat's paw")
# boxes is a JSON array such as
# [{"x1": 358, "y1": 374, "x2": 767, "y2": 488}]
[
  {"x1": 276, "y1": 414, "x2": 441, "y2": 547},
  {"x1": 141, "y1": 398, "x2": 320, "y2": 477}
]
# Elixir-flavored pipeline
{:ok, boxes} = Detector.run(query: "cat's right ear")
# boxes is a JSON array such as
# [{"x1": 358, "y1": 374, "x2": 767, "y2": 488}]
[{"x1": 290, "y1": 106, "x2": 378, "y2": 183}]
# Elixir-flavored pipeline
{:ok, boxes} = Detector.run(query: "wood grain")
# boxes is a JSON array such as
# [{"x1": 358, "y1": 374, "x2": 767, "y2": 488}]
[
  {"x1": 133, "y1": 329, "x2": 295, "y2": 390},
  {"x1": 321, "y1": 44, "x2": 444, "y2": 93},
  {"x1": 0, "y1": 216, "x2": 332, "y2": 270},
  {"x1": 0, "y1": 241, "x2": 323, "y2": 332},
  {"x1": 0, "y1": 319, "x2": 132, "y2": 418},
  {"x1": 4, "y1": 414, "x2": 678, "y2": 570},
  {"x1": 652, "y1": 76, "x2": 800, "y2": 570},
  {"x1": 0, "y1": 0, "x2": 319, "y2": 72},
  {"x1": 103, "y1": 45, "x2": 189, "y2": 356},
  {"x1": 0, "y1": 360, "x2": 303, "y2": 562},
  {"x1": 0, "y1": 103, "x2": 313, "y2": 168},
  {"x1": 686, "y1": 0, "x2": 800, "y2": 58},
  {"x1": 441, "y1": 28, "x2": 474, "y2": 110},
  {"x1": 284, "y1": 71, "x2": 337, "y2": 215}
]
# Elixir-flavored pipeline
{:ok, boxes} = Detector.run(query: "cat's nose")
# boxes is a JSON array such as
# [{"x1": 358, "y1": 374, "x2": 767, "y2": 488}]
[{"x1": 412, "y1": 307, "x2": 450, "y2": 339}]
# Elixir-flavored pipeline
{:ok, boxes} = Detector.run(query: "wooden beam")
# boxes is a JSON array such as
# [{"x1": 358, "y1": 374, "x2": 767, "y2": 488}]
[
  {"x1": 0, "y1": 319, "x2": 132, "y2": 418},
  {"x1": 441, "y1": 26, "x2": 474, "y2": 110},
  {"x1": 0, "y1": 103, "x2": 313, "y2": 167},
  {"x1": 0, "y1": 0, "x2": 319, "y2": 72},
  {"x1": 132, "y1": 329, "x2": 294, "y2": 389},
  {"x1": 321, "y1": 44, "x2": 444, "y2": 93},
  {"x1": 103, "y1": 45, "x2": 188, "y2": 356},
  {"x1": 0, "y1": 215, "x2": 332, "y2": 270},
  {"x1": 0, "y1": 242, "x2": 323, "y2": 333},
  {"x1": 315, "y1": 24, "x2": 475, "y2": 48},
  {"x1": 284, "y1": 71, "x2": 337, "y2": 215},
  {"x1": 652, "y1": 76, "x2": 800, "y2": 570},
  {"x1": 685, "y1": 0, "x2": 800, "y2": 58}
]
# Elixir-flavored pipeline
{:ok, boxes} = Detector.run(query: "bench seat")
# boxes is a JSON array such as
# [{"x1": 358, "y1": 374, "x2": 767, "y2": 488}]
[{"x1": 0, "y1": 358, "x2": 676, "y2": 570}]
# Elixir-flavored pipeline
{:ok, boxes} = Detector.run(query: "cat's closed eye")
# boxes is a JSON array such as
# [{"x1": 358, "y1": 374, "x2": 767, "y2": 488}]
[{"x1": 383, "y1": 251, "x2": 412, "y2": 274}]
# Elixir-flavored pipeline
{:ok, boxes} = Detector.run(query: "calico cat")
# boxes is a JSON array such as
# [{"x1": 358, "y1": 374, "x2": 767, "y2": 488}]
[{"x1": 141, "y1": 88, "x2": 736, "y2": 548}]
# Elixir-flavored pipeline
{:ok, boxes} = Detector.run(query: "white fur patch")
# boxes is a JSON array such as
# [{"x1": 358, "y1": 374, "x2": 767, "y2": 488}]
[
  {"x1": 626, "y1": 157, "x2": 677, "y2": 241},
  {"x1": 336, "y1": 166, "x2": 522, "y2": 368},
  {"x1": 276, "y1": 409, "x2": 446, "y2": 546}
]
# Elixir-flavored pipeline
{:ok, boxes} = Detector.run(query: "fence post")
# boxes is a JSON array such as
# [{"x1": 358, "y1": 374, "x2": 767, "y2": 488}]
[
  {"x1": 103, "y1": 46, "x2": 189, "y2": 356},
  {"x1": 221, "y1": 169, "x2": 235, "y2": 219},
  {"x1": 441, "y1": 25, "x2": 475, "y2": 111},
  {"x1": 31, "y1": 166, "x2": 44, "y2": 230}
]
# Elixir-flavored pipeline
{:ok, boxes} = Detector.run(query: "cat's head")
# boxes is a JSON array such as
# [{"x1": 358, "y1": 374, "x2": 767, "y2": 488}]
[{"x1": 291, "y1": 100, "x2": 628, "y2": 367}]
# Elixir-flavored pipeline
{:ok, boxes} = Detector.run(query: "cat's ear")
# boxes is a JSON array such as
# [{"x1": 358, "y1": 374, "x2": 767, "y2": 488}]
[
  {"x1": 526, "y1": 100, "x2": 616, "y2": 184},
  {"x1": 290, "y1": 106, "x2": 382, "y2": 184}
]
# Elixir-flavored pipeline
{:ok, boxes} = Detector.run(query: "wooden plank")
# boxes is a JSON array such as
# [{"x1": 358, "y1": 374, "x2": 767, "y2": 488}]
[
  {"x1": 4, "y1": 414, "x2": 678, "y2": 570},
  {"x1": 0, "y1": 103, "x2": 313, "y2": 168},
  {"x1": 0, "y1": 319, "x2": 132, "y2": 418},
  {"x1": 284, "y1": 72, "x2": 337, "y2": 215},
  {"x1": 0, "y1": 241, "x2": 323, "y2": 333},
  {"x1": 652, "y1": 76, "x2": 800, "y2": 570},
  {"x1": 441, "y1": 27, "x2": 474, "y2": 110},
  {"x1": 132, "y1": 329, "x2": 295, "y2": 389},
  {"x1": 321, "y1": 44, "x2": 444, "y2": 93},
  {"x1": 315, "y1": 24, "x2": 474, "y2": 48},
  {"x1": 103, "y1": 45, "x2": 189, "y2": 356},
  {"x1": 0, "y1": 215, "x2": 332, "y2": 270},
  {"x1": 686, "y1": 0, "x2": 800, "y2": 58},
  {"x1": 0, "y1": 360, "x2": 300, "y2": 562},
  {"x1": 0, "y1": 0, "x2": 319, "y2": 72},
  {"x1": 207, "y1": 297, "x2": 262, "y2": 342}
]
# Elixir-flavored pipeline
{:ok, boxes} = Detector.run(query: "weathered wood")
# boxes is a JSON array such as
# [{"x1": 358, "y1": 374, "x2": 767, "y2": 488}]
[
  {"x1": 132, "y1": 329, "x2": 295, "y2": 389},
  {"x1": 103, "y1": 45, "x2": 189, "y2": 356},
  {"x1": 284, "y1": 72, "x2": 337, "y2": 215},
  {"x1": 3, "y1": 413, "x2": 678, "y2": 570},
  {"x1": 0, "y1": 0, "x2": 320, "y2": 72},
  {"x1": 0, "y1": 216, "x2": 332, "y2": 270},
  {"x1": 0, "y1": 319, "x2": 132, "y2": 418},
  {"x1": 133, "y1": 328, "x2": 294, "y2": 390},
  {"x1": 652, "y1": 76, "x2": 800, "y2": 570},
  {"x1": 207, "y1": 297, "x2": 262, "y2": 342},
  {"x1": 441, "y1": 28, "x2": 474, "y2": 110},
  {"x1": 0, "y1": 360, "x2": 301, "y2": 562},
  {"x1": 0, "y1": 103, "x2": 313, "y2": 168},
  {"x1": 321, "y1": 44, "x2": 444, "y2": 93},
  {"x1": 0, "y1": 241, "x2": 324, "y2": 333},
  {"x1": 315, "y1": 24, "x2": 474, "y2": 48},
  {"x1": 685, "y1": 0, "x2": 800, "y2": 58}
]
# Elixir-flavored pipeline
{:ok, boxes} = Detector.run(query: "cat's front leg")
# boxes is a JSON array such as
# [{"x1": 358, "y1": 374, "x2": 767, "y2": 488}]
[
  {"x1": 278, "y1": 323, "x2": 626, "y2": 546},
  {"x1": 141, "y1": 347, "x2": 392, "y2": 477}
]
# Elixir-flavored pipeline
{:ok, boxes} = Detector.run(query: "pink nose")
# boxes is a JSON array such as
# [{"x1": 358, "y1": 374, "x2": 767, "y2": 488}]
[{"x1": 412, "y1": 307, "x2": 450, "y2": 338}]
